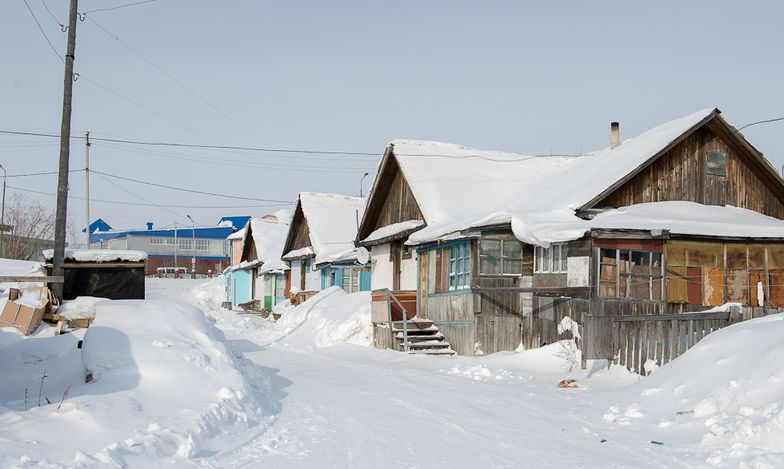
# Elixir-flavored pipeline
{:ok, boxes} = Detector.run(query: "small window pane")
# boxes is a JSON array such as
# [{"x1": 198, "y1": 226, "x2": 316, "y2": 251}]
[
  {"x1": 706, "y1": 151, "x2": 727, "y2": 177},
  {"x1": 480, "y1": 240, "x2": 501, "y2": 257},
  {"x1": 503, "y1": 259, "x2": 522, "y2": 275},
  {"x1": 503, "y1": 241, "x2": 522, "y2": 258},
  {"x1": 552, "y1": 247, "x2": 561, "y2": 272},
  {"x1": 561, "y1": 245, "x2": 568, "y2": 271},
  {"x1": 481, "y1": 258, "x2": 500, "y2": 274},
  {"x1": 541, "y1": 247, "x2": 550, "y2": 272},
  {"x1": 600, "y1": 248, "x2": 617, "y2": 265}
]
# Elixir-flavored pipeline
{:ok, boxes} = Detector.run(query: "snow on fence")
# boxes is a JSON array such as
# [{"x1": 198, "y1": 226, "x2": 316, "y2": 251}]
[{"x1": 585, "y1": 306, "x2": 779, "y2": 374}]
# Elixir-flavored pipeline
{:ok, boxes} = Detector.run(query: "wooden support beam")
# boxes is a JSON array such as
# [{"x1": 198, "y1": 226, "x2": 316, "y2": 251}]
[{"x1": 0, "y1": 276, "x2": 64, "y2": 283}]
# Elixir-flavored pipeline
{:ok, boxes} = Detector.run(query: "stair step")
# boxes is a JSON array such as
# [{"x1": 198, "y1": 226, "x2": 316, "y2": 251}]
[
  {"x1": 392, "y1": 319, "x2": 433, "y2": 329},
  {"x1": 405, "y1": 341, "x2": 451, "y2": 349},
  {"x1": 392, "y1": 325, "x2": 439, "y2": 334},
  {"x1": 410, "y1": 348, "x2": 456, "y2": 356},
  {"x1": 394, "y1": 332, "x2": 444, "y2": 340}
]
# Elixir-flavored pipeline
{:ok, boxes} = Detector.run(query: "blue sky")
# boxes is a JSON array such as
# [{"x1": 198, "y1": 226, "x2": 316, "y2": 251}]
[{"x1": 2, "y1": 0, "x2": 783, "y2": 234}]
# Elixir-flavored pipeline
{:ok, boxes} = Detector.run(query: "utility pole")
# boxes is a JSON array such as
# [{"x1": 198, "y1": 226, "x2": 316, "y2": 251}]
[
  {"x1": 52, "y1": 0, "x2": 79, "y2": 299},
  {"x1": 0, "y1": 164, "x2": 6, "y2": 258},
  {"x1": 84, "y1": 131, "x2": 90, "y2": 248}
]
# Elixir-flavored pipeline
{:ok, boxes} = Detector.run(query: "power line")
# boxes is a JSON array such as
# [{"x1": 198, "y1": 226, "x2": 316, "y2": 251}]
[
  {"x1": 86, "y1": 16, "x2": 273, "y2": 147},
  {"x1": 40, "y1": 0, "x2": 66, "y2": 31},
  {"x1": 22, "y1": 0, "x2": 64, "y2": 63},
  {"x1": 95, "y1": 172, "x2": 188, "y2": 223},
  {"x1": 82, "y1": 0, "x2": 159, "y2": 14},
  {"x1": 91, "y1": 169, "x2": 293, "y2": 203},
  {"x1": 737, "y1": 117, "x2": 784, "y2": 131},
  {"x1": 0, "y1": 130, "x2": 381, "y2": 156},
  {"x1": 8, "y1": 184, "x2": 290, "y2": 208},
  {"x1": 6, "y1": 169, "x2": 84, "y2": 178}
]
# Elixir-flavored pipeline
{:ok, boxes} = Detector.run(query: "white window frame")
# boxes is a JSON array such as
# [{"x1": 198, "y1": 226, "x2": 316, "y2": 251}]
[
  {"x1": 479, "y1": 239, "x2": 524, "y2": 276},
  {"x1": 534, "y1": 243, "x2": 568, "y2": 273}
]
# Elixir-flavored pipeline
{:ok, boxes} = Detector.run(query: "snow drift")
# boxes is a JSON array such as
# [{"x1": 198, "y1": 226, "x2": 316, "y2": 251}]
[
  {"x1": 605, "y1": 313, "x2": 784, "y2": 468},
  {"x1": 0, "y1": 299, "x2": 267, "y2": 468}
]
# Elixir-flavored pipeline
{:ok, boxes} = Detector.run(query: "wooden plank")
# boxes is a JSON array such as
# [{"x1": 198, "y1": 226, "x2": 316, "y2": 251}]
[
  {"x1": 595, "y1": 312, "x2": 730, "y2": 322},
  {"x1": 0, "y1": 276, "x2": 64, "y2": 283},
  {"x1": 703, "y1": 268, "x2": 724, "y2": 306}
]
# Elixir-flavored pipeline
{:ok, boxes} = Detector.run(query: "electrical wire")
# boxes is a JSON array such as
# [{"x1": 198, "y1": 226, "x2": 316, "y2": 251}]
[
  {"x1": 91, "y1": 169, "x2": 293, "y2": 203},
  {"x1": 95, "y1": 172, "x2": 188, "y2": 222},
  {"x1": 39, "y1": 0, "x2": 66, "y2": 31},
  {"x1": 7, "y1": 184, "x2": 290, "y2": 208},
  {"x1": 6, "y1": 169, "x2": 83, "y2": 178},
  {"x1": 85, "y1": 16, "x2": 273, "y2": 147},
  {"x1": 81, "y1": 0, "x2": 159, "y2": 14},
  {"x1": 21, "y1": 0, "x2": 64, "y2": 63},
  {"x1": 737, "y1": 117, "x2": 784, "y2": 131}
]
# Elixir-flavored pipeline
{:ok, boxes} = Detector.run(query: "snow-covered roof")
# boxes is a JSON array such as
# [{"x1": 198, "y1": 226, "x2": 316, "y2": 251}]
[
  {"x1": 284, "y1": 192, "x2": 367, "y2": 265},
  {"x1": 364, "y1": 220, "x2": 425, "y2": 244},
  {"x1": 227, "y1": 226, "x2": 246, "y2": 240},
  {"x1": 387, "y1": 108, "x2": 784, "y2": 246},
  {"x1": 244, "y1": 218, "x2": 290, "y2": 273},
  {"x1": 42, "y1": 249, "x2": 148, "y2": 262},
  {"x1": 532, "y1": 201, "x2": 784, "y2": 242},
  {"x1": 0, "y1": 258, "x2": 45, "y2": 278}
]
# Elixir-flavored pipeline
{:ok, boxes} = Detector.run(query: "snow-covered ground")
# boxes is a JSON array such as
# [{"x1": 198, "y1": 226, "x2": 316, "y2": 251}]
[{"x1": 0, "y1": 277, "x2": 782, "y2": 468}]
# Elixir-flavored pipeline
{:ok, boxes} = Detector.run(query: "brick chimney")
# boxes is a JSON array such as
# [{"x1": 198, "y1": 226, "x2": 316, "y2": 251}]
[{"x1": 610, "y1": 121, "x2": 620, "y2": 149}]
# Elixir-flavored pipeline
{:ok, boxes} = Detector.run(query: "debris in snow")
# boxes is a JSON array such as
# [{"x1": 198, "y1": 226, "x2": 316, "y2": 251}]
[{"x1": 557, "y1": 379, "x2": 578, "y2": 389}]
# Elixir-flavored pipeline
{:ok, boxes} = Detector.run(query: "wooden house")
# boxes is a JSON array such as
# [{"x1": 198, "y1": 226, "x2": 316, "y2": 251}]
[
  {"x1": 358, "y1": 108, "x2": 784, "y2": 360},
  {"x1": 281, "y1": 192, "x2": 370, "y2": 300},
  {"x1": 235, "y1": 216, "x2": 291, "y2": 312}
]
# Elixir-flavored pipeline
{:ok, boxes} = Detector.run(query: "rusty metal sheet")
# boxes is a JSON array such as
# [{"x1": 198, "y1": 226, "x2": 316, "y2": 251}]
[
  {"x1": 725, "y1": 269, "x2": 748, "y2": 304},
  {"x1": 769, "y1": 270, "x2": 784, "y2": 307},
  {"x1": 702, "y1": 267, "x2": 724, "y2": 307},
  {"x1": 667, "y1": 267, "x2": 688, "y2": 303}
]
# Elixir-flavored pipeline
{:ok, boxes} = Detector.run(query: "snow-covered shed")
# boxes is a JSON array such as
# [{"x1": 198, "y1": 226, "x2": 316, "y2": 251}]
[
  {"x1": 43, "y1": 249, "x2": 147, "y2": 300},
  {"x1": 358, "y1": 108, "x2": 784, "y2": 356},
  {"x1": 281, "y1": 192, "x2": 370, "y2": 297}
]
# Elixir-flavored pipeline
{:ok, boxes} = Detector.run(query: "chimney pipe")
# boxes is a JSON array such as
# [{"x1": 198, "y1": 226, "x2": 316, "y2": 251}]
[{"x1": 610, "y1": 121, "x2": 620, "y2": 149}]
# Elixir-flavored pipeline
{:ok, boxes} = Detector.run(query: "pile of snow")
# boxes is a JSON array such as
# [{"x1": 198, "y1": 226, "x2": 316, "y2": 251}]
[
  {"x1": 266, "y1": 287, "x2": 372, "y2": 348},
  {"x1": 57, "y1": 296, "x2": 107, "y2": 320},
  {"x1": 42, "y1": 249, "x2": 148, "y2": 262},
  {"x1": 0, "y1": 299, "x2": 266, "y2": 467},
  {"x1": 245, "y1": 217, "x2": 290, "y2": 273},
  {"x1": 604, "y1": 314, "x2": 784, "y2": 468}
]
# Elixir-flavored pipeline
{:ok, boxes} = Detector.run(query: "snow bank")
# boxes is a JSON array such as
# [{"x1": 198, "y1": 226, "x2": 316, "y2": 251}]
[
  {"x1": 42, "y1": 249, "x2": 148, "y2": 262},
  {"x1": 0, "y1": 298, "x2": 266, "y2": 467},
  {"x1": 605, "y1": 313, "x2": 784, "y2": 468},
  {"x1": 57, "y1": 296, "x2": 107, "y2": 320},
  {"x1": 270, "y1": 287, "x2": 372, "y2": 348}
]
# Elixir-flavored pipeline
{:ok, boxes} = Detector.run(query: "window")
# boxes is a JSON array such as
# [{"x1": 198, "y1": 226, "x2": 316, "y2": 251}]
[
  {"x1": 534, "y1": 243, "x2": 568, "y2": 273},
  {"x1": 598, "y1": 248, "x2": 663, "y2": 301},
  {"x1": 448, "y1": 242, "x2": 471, "y2": 290},
  {"x1": 706, "y1": 151, "x2": 727, "y2": 177},
  {"x1": 194, "y1": 239, "x2": 209, "y2": 251},
  {"x1": 480, "y1": 239, "x2": 523, "y2": 275},
  {"x1": 224, "y1": 240, "x2": 232, "y2": 257},
  {"x1": 341, "y1": 269, "x2": 361, "y2": 293},
  {"x1": 150, "y1": 237, "x2": 174, "y2": 245},
  {"x1": 177, "y1": 239, "x2": 192, "y2": 251}
]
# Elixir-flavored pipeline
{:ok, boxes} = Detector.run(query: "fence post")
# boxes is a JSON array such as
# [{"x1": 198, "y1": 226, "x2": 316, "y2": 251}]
[{"x1": 729, "y1": 305, "x2": 742, "y2": 324}]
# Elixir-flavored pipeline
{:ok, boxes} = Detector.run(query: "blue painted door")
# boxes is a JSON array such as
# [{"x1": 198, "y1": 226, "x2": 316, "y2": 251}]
[
  {"x1": 359, "y1": 269, "x2": 371, "y2": 291},
  {"x1": 232, "y1": 269, "x2": 252, "y2": 306}
]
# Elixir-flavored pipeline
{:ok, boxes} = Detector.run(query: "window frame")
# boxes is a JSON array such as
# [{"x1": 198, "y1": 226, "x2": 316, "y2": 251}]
[
  {"x1": 448, "y1": 242, "x2": 471, "y2": 291},
  {"x1": 479, "y1": 239, "x2": 524, "y2": 276},
  {"x1": 534, "y1": 243, "x2": 568, "y2": 273}
]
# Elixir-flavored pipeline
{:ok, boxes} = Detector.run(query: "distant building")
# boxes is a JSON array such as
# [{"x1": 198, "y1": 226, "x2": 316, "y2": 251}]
[{"x1": 90, "y1": 216, "x2": 249, "y2": 275}]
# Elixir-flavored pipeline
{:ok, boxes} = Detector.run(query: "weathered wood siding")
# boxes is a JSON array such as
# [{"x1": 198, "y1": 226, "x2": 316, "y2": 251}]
[
  {"x1": 364, "y1": 156, "x2": 424, "y2": 236},
  {"x1": 289, "y1": 213, "x2": 312, "y2": 251},
  {"x1": 424, "y1": 293, "x2": 474, "y2": 356},
  {"x1": 597, "y1": 125, "x2": 784, "y2": 218}
]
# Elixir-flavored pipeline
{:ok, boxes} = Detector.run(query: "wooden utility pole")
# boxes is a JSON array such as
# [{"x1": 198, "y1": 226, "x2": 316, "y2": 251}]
[
  {"x1": 52, "y1": 0, "x2": 79, "y2": 299},
  {"x1": 84, "y1": 131, "x2": 90, "y2": 248}
]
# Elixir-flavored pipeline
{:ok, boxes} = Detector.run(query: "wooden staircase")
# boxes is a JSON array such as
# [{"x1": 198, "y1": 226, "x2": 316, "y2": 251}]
[{"x1": 391, "y1": 319, "x2": 456, "y2": 356}]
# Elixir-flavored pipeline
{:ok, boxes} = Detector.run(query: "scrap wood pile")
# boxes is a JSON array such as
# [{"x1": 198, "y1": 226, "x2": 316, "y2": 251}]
[{"x1": 1, "y1": 285, "x2": 94, "y2": 335}]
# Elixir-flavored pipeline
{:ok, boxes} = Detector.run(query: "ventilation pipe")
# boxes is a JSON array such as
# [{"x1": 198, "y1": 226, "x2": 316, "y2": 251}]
[{"x1": 610, "y1": 121, "x2": 620, "y2": 149}]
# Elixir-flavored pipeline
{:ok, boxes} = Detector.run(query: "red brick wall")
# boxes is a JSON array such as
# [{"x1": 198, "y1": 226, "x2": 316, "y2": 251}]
[{"x1": 146, "y1": 256, "x2": 228, "y2": 276}]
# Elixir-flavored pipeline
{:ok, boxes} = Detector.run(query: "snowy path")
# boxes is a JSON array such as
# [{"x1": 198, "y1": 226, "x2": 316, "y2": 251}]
[{"x1": 146, "y1": 280, "x2": 696, "y2": 469}]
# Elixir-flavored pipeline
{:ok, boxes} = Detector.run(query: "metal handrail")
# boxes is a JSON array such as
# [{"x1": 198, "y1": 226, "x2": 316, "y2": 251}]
[
  {"x1": 375, "y1": 288, "x2": 410, "y2": 352},
  {"x1": 388, "y1": 291, "x2": 410, "y2": 352}
]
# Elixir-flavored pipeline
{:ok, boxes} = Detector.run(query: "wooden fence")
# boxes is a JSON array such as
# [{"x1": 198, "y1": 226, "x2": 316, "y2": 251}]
[{"x1": 584, "y1": 306, "x2": 776, "y2": 374}]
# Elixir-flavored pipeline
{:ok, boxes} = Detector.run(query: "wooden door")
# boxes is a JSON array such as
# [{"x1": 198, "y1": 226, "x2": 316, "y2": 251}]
[{"x1": 300, "y1": 259, "x2": 306, "y2": 291}]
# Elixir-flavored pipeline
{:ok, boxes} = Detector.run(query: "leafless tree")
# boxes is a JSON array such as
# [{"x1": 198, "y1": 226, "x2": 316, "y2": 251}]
[{"x1": 2, "y1": 194, "x2": 56, "y2": 260}]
